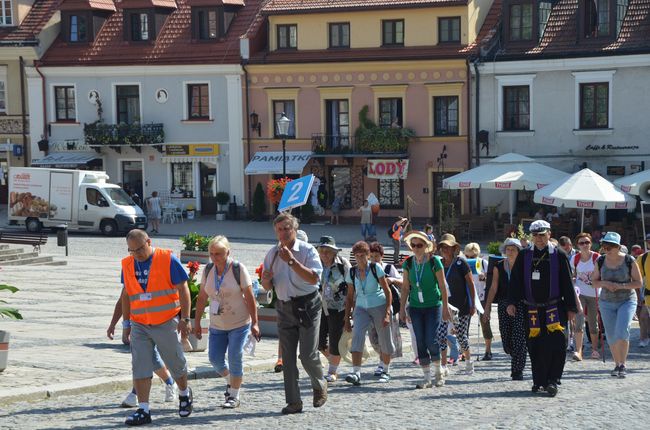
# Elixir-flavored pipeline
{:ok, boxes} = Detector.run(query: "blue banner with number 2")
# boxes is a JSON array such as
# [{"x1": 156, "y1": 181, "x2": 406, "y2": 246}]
[{"x1": 277, "y1": 174, "x2": 315, "y2": 213}]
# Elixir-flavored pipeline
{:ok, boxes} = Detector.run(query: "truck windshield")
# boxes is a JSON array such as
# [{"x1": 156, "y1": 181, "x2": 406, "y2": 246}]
[{"x1": 106, "y1": 188, "x2": 136, "y2": 206}]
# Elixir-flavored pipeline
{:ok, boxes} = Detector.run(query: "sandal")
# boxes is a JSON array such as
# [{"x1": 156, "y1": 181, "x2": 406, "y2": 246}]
[
  {"x1": 274, "y1": 360, "x2": 283, "y2": 373},
  {"x1": 590, "y1": 350, "x2": 600, "y2": 359},
  {"x1": 178, "y1": 387, "x2": 193, "y2": 418},
  {"x1": 572, "y1": 352, "x2": 582, "y2": 362},
  {"x1": 324, "y1": 373, "x2": 338, "y2": 383},
  {"x1": 125, "y1": 408, "x2": 152, "y2": 426},
  {"x1": 222, "y1": 396, "x2": 240, "y2": 409},
  {"x1": 345, "y1": 373, "x2": 361, "y2": 386}
]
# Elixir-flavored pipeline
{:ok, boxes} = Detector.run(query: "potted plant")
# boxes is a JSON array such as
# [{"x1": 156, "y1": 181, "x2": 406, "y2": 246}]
[
  {"x1": 215, "y1": 191, "x2": 230, "y2": 221},
  {"x1": 179, "y1": 232, "x2": 211, "y2": 263},
  {"x1": 186, "y1": 204, "x2": 196, "y2": 220},
  {"x1": 0, "y1": 284, "x2": 23, "y2": 373},
  {"x1": 184, "y1": 262, "x2": 208, "y2": 352}
]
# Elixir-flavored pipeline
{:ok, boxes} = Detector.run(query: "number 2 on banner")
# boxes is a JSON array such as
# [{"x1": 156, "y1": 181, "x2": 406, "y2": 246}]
[{"x1": 286, "y1": 182, "x2": 304, "y2": 203}]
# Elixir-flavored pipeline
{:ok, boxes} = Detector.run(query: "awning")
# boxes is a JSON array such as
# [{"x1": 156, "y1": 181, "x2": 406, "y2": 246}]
[
  {"x1": 245, "y1": 151, "x2": 312, "y2": 175},
  {"x1": 32, "y1": 152, "x2": 101, "y2": 168}
]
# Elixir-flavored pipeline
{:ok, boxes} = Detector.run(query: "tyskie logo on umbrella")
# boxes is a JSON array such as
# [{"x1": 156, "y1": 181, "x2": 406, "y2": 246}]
[
  {"x1": 495, "y1": 182, "x2": 512, "y2": 189},
  {"x1": 614, "y1": 202, "x2": 628, "y2": 209},
  {"x1": 542, "y1": 197, "x2": 555, "y2": 204},
  {"x1": 620, "y1": 185, "x2": 632, "y2": 193},
  {"x1": 576, "y1": 201, "x2": 594, "y2": 208},
  {"x1": 459, "y1": 181, "x2": 472, "y2": 188}
]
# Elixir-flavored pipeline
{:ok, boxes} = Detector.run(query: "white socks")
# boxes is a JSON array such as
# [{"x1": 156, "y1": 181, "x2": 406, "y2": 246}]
[
  {"x1": 422, "y1": 366, "x2": 432, "y2": 382},
  {"x1": 353, "y1": 366, "x2": 361, "y2": 376},
  {"x1": 382, "y1": 361, "x2": 390, "y2": 374},
  {"x1": 179, "y1": 388, "x2": 189, "y2": 396},
  {"x1": 138, "y1": 402, "x2": 150, "y2": 413},
  {"x1": 229, "y1": 387, "x2": 240, "y2": 399},
  {"x1": 328, "y1": 364, "x2": 338, "y2": 375}
]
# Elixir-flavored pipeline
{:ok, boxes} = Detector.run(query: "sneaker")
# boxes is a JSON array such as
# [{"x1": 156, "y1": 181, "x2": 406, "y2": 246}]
[
  {"x1": 416, "y1": 380, "x2": 432, "y2": 389},
  {"x1": 639, "y1": 338, "x2": 650, "y2": 348},
  {"x1": 222, "y1": 396, "x2": 240, "y2": 409},
  {"x1": 590, "y1": 349, "x2": 600, "y2": 359},
  {"x1": 224, "y1": 384, "x2": 231, "y2": 402},
  {"x1": 274, "y1": 360, "x2": 283, "y2": 373},
  {"x1": 125, "y1": 408, "x2": 152, "y2": 426},
  {"x1": 571, "y1": 352, "x2": 582, "y2": 362},
  {"x1": 545, "y1": 383, "x2": 558, "y2": 397},
  {"x1": 611, "y1": 365, "x2": 621, "y2": 377},
  {"x1": 165, "y1": 382, "x2": 177, "y2": 402},
  {"x1": 378, "y1": 372, "x2": 391, "y2": 383},
  {"x1": 178, "y1": 387, "x2": 193, "y2": 418},
  {"x1": 373, "y1": 365, "x2": 384, "y2": 376},
  {"x1": 324, "y1": 373, "x2": 338, "y2": 383},
  {"x1": 465, "y1": 361, "x2": 474, "y2": 375},
  {"x1": 618, "y1": 365, "x2": 627, "y2": 378},
  {"x1": 482, "y1": 352, "x2": 493, "y2": 361},
  {"x1": 313, "y1": 383, "x2": 328, "y2": 408},
  {"x1": 434, "y1": 371, "x2": 445, "y2": 387},
  {"x1": 121, "y1": 392, "x2": 138, "y2": 408},
  {"x1": 511, "y1": 372, "x2": 524, "y2": 381},
  {"x1": 531, "y1": 385, "x2": 541, "y2": 393},
  {"x1": 281, "y1": 402, "x2": 303, "y2": 414},
  {"x1": 441, "y1": 365, "x2": 449, "y2": 377},
  {"x1": 345, "y1": 373, "x2": 361, "y2": 386}
]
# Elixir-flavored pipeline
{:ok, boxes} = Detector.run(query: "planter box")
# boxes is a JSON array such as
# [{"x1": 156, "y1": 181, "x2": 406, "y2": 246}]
[
  {"x1": 0, "y1": 331, "x2": 9, "y2": 373},
  {"x1": 216, "y1": 213, "x2": 226, "y2": 221},
  {"x1": 179, "y1": 250, "x2": 210, "y2": 264},
  {"x1": 184, "y1": 318, "x2": 208, "y2": 353},
  {"x1": 258, "y1": 307, "x2": 278, "y2": 338}
]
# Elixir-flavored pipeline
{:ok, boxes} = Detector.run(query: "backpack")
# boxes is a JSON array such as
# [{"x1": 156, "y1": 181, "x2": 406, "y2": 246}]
[
  {"x1": 387, "y1": 225, "x2": 395, "y2": 239},
  {"x1": 572, "y1": 251, "x2": 599, "y2": 272},
  {"x1": 350, "y1": 262, "x2": 400, "y2": 314},
  {"x1": 596, "y1": 254, "x2": 633, "y2": 277},
  {"x1": 205, "y1": 260, "x2": 241, "y2": 287},
  {"x1": 322, "y1": 256, "x2": 348, "y2": 300}
]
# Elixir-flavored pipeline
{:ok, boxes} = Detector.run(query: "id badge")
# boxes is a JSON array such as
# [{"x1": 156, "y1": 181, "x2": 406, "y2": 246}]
[
  {"x1": 418, "y1": 291, "x2": 424, "y2": 303},
  {"x1": 532, "y1": 271, "x2": 541, "y2": 281},
  {"x1": 139, "y1": 293, "x2": 152, "y2": 301},
  {"x1": 210, "y1": 300, "x2": 220, "y2": 315}
]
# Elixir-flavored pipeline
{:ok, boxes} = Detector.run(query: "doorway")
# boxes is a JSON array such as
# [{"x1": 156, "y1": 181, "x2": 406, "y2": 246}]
[
  {"x1": 432, "y1": 171, "x2": 461, "y2": 225},
  {"x1": 121, "y1": 160, "x2": 143, "y2": 207},
  {"x1": 200, "y1": 162, "x2": 217, "y2": 215}
]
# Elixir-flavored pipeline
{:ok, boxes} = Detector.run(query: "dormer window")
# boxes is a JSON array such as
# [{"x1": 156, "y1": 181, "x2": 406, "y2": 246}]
[
  {"x1": 191, "y1": 6, "x2": 237, "y2": 41},
  {"x1": 59, "y1": 1, "x2": 115, "y2": 42},
  {"x1": 131, "y1": 12, "x2": 150, "y2": 41},
  {"x1": 70, "y1": 15, "x2": 88, "y2": 42},
  {"x1": 0, "y1": 0, "x2": 13, "y2": 26},
  {"x1": 585, "y1": 0, "x2": 609, "y2": 37},
  {"x1": 538, "y1": 1, "x2": 552, "y2": 40},
  {"x1": 616, "y1": 0, "x2": 629, "y2": 34},
  {"x1": 122, "y1": 2, "x2": 176, "y2": 43},
  {"x1": 198, "y1": 9, "x2": 218, "y2": 39},
  {"x1": 509, "y1": 2, "x2": 533, "y2": 41}
]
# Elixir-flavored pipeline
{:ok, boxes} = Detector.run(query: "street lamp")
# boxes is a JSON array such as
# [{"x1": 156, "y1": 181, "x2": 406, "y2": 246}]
[{"x1": 276, "y1": 112, "x2": 291, "y2": 178}]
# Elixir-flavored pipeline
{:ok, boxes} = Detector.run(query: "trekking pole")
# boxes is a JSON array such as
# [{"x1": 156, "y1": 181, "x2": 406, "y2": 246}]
[{"x1": 595, "y1": 291, "x2": 605, "y2": 363}]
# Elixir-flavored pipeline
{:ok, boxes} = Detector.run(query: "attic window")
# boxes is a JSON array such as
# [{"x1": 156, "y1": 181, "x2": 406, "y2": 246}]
[
  {"x1": 616, "y1": 0, "x2": 629, "y2": 34},
  {"x1": 538, "y1": 1, "x2": 552, "y2": 41},
  {"x1": 132, "y1": 13, "x2": 150, "y2": 41},
  {"x1": 70, "y1": 15, "x2": 88, "y2": 42},
  {"x1": 585, "y1": 0, "x2": 610, "y2": 37},
  {"x1": 1, "y1": 0, "x2": 13, "y2": 26},
  {"x1": 509, "y1": 3, "x2": 533, "y2": 41},
  {"x1": 192, "y1": 7, "x2": 236, "y2": 40}
]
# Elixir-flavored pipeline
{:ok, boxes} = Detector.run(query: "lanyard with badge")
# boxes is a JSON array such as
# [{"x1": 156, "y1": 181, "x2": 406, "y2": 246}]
[
  {"x1": 532, "y1": 252, "x2": 546, "y2": 281},
  {"x1": 413, "y1": 258, "x2": 426, "y2": 303},
  {"x1": 210, "y1": 261, "x2": 230, "y2": 316},
  {"x1": 358, "y1": 266, "x2": 371, "y2": 296},
  {"x1": 135, "y1": 258, "x2": 153, "y2": 302},
  {"x1": 323, "y1": 266, "x2": 332, "y2": 298}
]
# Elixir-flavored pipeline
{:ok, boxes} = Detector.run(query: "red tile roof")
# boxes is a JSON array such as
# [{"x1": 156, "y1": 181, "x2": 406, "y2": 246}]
[
  {"x1": 40, "y1": 0, "x2": 263, "y2": 66},
  {"x1": 262, "y1": 0, "x2": 467, "y2": 15},
  {"x1": 187, "y1": 0, "x2": 245, "y2": 5},
  {"x1": 121, "y1": 0, "x2": 178, "y2": 9},
  {"x1": 59, "y1": 0, "x2": 117, "y2": 12},
  {"x1": 0, "y1": 0, "x2": 60, "y2": 43},
  {"x1": 470, "y1": 0, "x2": 650, "y2": 59}
]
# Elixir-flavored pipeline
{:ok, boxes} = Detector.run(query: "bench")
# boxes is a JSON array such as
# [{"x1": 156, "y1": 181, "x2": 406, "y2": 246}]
[
  {"x1": 0, "y1": 231, "x2": 48, "y2": 253},
  {"x1": 348, "y1": 251, "x2": 410, "y2": 271}
]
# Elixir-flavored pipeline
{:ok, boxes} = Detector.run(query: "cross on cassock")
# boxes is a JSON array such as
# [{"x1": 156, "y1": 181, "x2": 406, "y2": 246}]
[
  {"x1": 548, "y1": 312, "x2": 556, "y2": 322},
  {"x1": 530, "y1": 314, "x2": 537, "y2": 325}
]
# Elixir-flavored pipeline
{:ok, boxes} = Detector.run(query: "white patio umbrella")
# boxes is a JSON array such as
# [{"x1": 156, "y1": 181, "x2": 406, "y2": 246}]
[
  {"x1": 442, "y1": 153, "x2": 570, "y2": 222},
  {"x1": 533, "y1": 168, "x2": 636, "y2": 231},
  {"x1": 614, "y1": 170, "x2": 650, "y2": 247}
]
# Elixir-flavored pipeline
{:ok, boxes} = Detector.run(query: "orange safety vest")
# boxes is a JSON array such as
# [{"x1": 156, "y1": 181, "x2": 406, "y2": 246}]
[{"x1": 122, "y1": 248, "x2": 180, "y2": 325}]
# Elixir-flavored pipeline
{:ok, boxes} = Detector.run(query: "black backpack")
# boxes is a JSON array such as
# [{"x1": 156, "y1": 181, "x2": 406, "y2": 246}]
[
  {"x1": 350, "y1": 262, "x2": 400, "y2": 314},
  {"x1": 596, "y1": 254, "x2": 633, "y2": 279},
  {"x1": 205, "y1": 260, "x2": 241, "y2": 286}
]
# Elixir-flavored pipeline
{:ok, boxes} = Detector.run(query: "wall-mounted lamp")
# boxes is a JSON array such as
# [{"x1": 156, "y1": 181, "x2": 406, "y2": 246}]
[{"x1": 250, "y1": 111, "x2": 261, "y2": 137}]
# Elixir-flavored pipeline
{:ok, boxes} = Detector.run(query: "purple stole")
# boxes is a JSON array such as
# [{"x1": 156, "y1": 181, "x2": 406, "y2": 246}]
[{"x1": 523, "y1": 246, "x2": 564, "y2": 338}]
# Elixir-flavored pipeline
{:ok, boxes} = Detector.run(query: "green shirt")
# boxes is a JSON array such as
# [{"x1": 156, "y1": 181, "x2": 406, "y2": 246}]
[{"x1": 402, "y1": 255, "x2": 443, "y2": 308}]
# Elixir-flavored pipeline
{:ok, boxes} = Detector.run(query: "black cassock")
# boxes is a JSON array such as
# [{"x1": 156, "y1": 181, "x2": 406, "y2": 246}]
[{"x1": 509, "y1": 245, "x2": 577, "y2": 388}]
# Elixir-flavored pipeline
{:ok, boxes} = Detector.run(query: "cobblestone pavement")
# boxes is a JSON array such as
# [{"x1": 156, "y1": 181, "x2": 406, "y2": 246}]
[{"x1": 0, "y1": 348, "x2": 647, "y2": 429}]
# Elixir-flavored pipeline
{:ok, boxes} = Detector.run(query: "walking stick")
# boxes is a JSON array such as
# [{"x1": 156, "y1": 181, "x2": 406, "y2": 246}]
[{"x1": 595, "y1": 291, "x2": 605, "y2": 363}]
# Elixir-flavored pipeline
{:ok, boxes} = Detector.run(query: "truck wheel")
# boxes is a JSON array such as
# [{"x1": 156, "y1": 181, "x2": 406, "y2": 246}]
[
  {"x1": 26, "y1": 218, "x2": 42, "y2": 233},
  {"x1": 100, "y1": 220, "x2": 118, "y2": 236}
]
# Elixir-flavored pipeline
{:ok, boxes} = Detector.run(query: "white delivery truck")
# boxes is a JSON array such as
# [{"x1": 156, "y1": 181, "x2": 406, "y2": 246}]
[{"x1": 8, "y1": 167, "x2": 147, "y2": 235}]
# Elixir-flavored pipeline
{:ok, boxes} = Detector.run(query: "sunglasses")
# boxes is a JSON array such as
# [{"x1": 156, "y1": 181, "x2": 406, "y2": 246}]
[
  {"x1": 411, "y1": 243, "x2": 425, "y2": 249},
  {"x1": 578, "y1": 241, "x2": 591, "y2": 245},
  {"x1": 532, "y1": 232, "x2": 548, "y2": 237}
]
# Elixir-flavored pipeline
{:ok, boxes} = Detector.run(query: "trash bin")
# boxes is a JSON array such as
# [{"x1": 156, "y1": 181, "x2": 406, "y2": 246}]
[
  {"x1": 228, "y1": 202, "x2": 237, "y2": 220},
  {"x1": 56, "y1": 224, "x2": 68, "y2": 247}
]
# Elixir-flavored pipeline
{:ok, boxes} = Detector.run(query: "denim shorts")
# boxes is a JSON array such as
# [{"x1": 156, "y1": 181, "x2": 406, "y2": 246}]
[
  {"x1": 351, "y1": 305, "x2": 394, "y2": 355},
  {"x1": 208, "y1": 323, "x2": 251, "y2": 377},
  {"x1": 599, "y1": 298, "x2": 636, "y2": 343}
]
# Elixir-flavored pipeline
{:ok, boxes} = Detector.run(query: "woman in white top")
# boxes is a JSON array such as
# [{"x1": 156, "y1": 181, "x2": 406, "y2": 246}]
[
  {"x1": 146, "y1": 191, "x2": 162, "y2": 234},
  {"x1": 193, "y1": 236, "x2": 260, "y2": 408},
  {"x1": 571, "y1": 232, "x2": 601, "y2": 361}
]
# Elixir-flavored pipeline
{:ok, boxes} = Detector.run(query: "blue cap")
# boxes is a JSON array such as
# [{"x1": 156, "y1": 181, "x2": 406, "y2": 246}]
[{"x1": 601, "y1": 231, "x2": 621, "y2": 246}]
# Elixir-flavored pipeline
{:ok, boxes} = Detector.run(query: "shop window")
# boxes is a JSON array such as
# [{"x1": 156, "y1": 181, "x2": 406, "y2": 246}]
[
  {"x1": 378, "y1": 98, "x2": 403, "y2": 128},
  {"x1": 329, "y1": 22, "x2": 350, "y2": 48},
  {"x1": 434, "y1": 96, "x2": 459, "y2": 135},
  {"x1": 329, "y1": 167, "x2": 351, "y2": 209},
  {"x1": 382, "y1": 19, "x2": 404, "y2": 46},
  {"x1": 0, "y1": 0, "x2": 12, "y2": 26},
  {"x1": 378, "y1": 179, "x2": 403, "y2": 209},
  {"x1": 503, "y1": 85, "x2": 530, "y2": 130},
  {"x1": 509, "y1": 3, "x2": 533, "y2": 41},
  {"x1": 273, "y1": 100, "x2": 295, "y2": 137},
  {"x1": 55, "y1": 86, "x2": 76, "y2": 122},
  {"x1": 438, "y1": 17, "x2": 460, "y2": 43},
  {"x1": 187, "y1": 83, "x2": 210, "y2": 119},
  {"x1": 171, "y1": 163, "x2": 194, "y2": 194},
  {"x1": 277, "y1": 24, "x2": 297, "y2": 49},
  {"x1": 580, "y1": 82, "x2": 609, "y2": 129}
]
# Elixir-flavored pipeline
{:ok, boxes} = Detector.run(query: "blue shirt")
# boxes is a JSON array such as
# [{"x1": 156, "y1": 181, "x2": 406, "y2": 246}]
[
  {"x1": 345, "y1": 263, "x2": 387, "y2": 309},
  {"x1": 121, "y1": 249, "x2": 189, "y2": 291}
]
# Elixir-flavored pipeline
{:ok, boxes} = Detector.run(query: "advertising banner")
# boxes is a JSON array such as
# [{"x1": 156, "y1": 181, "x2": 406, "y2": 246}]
[{"x1": 367, "y1": 159, "x2": 409, "y2": 180}]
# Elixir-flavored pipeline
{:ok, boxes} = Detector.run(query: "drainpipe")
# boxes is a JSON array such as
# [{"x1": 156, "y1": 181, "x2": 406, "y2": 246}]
[
  {"x1": 473, "y1": 59, "x2": 481, "y2": 214},
  {"x1": 19, "y1": 57, "x2": 28, "y2": 167},
  {"x1": 34, "y1": 63, "x2": 48, "y2": 148},
  {"x1": 465, "y1": 58, "x2": 472, "y2": 214},
  {"x1": 242, "y1": 61, "x2": 252, "y2": 211}
]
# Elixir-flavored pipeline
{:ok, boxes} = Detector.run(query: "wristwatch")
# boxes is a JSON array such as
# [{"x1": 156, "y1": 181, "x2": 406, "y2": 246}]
[
  {"x1": 288, "y1": 258, "x2": 296, "y2": 266},
  {"x1": 183, "y1": 317, "x2": 191, "y2": 323}
]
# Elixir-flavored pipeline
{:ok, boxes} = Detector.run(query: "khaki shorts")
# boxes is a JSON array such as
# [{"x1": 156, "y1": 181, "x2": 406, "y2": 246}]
[{"x1": 131, "y1": 317, "x2": 187, "y2": 380}]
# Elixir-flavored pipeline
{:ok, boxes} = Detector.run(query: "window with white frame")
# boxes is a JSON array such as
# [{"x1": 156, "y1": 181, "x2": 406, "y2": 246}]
[
  {"x1": 572, "y1": 70, "x2": 614, "y2": 130},
  {"x1": 1, "y1": 0, "x2": 12, "y2": 26},
  {"x1": 496, "y1": 74, "x2": 535, "y2": 132},
  {"x1": 171, "y1": 163, "x2": 193, "y2": 193}
]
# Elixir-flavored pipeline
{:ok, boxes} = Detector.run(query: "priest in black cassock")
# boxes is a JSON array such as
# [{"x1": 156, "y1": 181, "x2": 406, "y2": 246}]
[{"x1": 507, "y1": 220, "x2": 577, "y2": 396}]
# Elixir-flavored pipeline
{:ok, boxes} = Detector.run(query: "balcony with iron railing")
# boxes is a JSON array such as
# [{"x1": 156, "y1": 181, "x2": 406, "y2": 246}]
[
  {"x1": 83, "y1": 122, "x2": 165, "y2": 153},
  {"x1": 311, "y1": 127, "x2": 413, "y2": 156}
]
